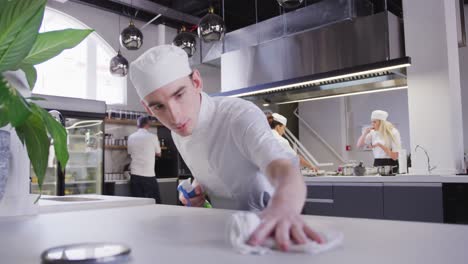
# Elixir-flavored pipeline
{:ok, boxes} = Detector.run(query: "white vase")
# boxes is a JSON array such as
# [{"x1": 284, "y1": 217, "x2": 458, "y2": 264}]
[{"x1": 0, "y1": 70, "x2": 39, "y2": 217}]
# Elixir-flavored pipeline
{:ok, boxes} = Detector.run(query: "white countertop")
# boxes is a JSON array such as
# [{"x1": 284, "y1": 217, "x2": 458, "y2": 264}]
[
  {"x1": 0, "y1": 204, "x2": 467, "y2": 264},
  {"x1": 304, "y1": 174, "x2": 468, "y2": 184},
  {"x1": 38, "y1": 194, "x2": 154, "y2": 214}
]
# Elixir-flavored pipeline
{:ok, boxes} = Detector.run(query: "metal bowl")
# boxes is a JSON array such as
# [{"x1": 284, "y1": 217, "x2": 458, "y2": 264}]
[{"x1": 377, "y1": 165, "x2": 397, "y2": 176}]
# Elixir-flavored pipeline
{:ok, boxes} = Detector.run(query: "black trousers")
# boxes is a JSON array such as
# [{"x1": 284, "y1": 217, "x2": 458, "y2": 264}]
[{"x1": 130, "y1": 174, "x2": 161, "y2": 204}]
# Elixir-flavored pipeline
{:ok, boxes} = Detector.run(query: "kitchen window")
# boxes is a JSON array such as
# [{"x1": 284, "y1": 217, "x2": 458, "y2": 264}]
[{"x1": 33, "y1": 7, "x2": 126, "y2": 105}]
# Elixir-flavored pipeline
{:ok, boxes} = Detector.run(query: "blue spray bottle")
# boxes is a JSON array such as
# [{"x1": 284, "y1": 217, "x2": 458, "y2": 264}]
[{"x1": 177, "y1": 179, "x2": 212, "y2": 208}]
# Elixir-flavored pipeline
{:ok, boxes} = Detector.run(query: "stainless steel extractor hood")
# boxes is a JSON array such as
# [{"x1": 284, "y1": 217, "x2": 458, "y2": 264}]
[
  {"x1": 217, "y1": 56, "x2": 410, "y2": 104},
  {"x1": 214, "y1": 3, "x2": 410, "y2": 104}
]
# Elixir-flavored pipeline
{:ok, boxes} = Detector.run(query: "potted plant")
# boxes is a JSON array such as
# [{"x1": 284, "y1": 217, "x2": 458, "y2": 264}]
[{"x1": 0, "y1": 0, "x2": 93, "y2": 205}]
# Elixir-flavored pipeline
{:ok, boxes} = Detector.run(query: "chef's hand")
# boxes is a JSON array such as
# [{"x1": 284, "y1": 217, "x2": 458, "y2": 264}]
[
  {"x1": 310, "y1": 165, "x2": 319, "y2": 172},
  {"x1": 179, "y1": 185, "x2": 206, "y2": 207},
  {"x1": 364, "y1": 127, "x2": 373, "y2": 134},
  {"x1": 247, "y1": 204, "x2": 323, "y2": 251}
]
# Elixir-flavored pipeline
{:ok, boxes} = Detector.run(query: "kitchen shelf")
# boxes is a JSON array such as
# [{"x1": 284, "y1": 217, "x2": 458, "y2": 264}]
[
  {"x1": 105, "y1": 145, "x2": 127, "y2": 150},
  {"x1": 66, "y1": 165, "x2": 100, "y2": 169},
  {"x1": 69, "y1": 135, "x2": 99, "y2": 139},
  {"x1": 105, "y1": 180, "x2": 130, "y2": 184},
  {"x1": 68, "y1": 150, "x2": 101, "y2": 154},
  {"x1": 104, "y1": 118, "x2": 162, "y2": 127},
  {"x1": 64, "y1": 180, "x2": 97, "y2": 184},
  {"x1": 104, "y1": 145, "x2": 168, "y2": 150},
  {"x1": 31, "y1": 182, "x2": 57, "y2": 186}
]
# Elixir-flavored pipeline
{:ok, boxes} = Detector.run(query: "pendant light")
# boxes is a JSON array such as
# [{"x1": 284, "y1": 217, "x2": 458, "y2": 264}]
[
  {"x1": 110, "y1": 50, "x2": 129, "y2": 77},
  {"x1": 120, "y1": 1, "x2": 143, "y2": 50},
  {"x1": 277, "y1": 0, "x2": 304, "y2": 9},
  {"x1": 173, "y1": 26, "x2": 197, "y2": 58},
  {"x1": 198, "y1": 6, "x2": 225, "y2": 42},
  {"x1": 110, "y1": 13, "x2": 129, "y2": 77}
]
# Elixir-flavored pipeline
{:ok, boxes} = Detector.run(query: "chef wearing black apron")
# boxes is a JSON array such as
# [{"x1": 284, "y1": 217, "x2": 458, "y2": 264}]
[{"x1": 356, "y1": 110, "x2": 401, "y2": 174}]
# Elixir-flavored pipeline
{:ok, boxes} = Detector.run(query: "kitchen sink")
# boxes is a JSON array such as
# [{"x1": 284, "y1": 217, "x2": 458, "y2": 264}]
[{"x1": 41, "y1": 197, "x2": 102, "y2": 202}]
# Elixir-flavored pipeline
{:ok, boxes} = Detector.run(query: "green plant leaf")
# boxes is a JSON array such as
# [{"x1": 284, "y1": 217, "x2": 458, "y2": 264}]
[
  {"x1": 0, "y1": 105, "x2": 8, "y2": 128},
  {"x1": 7, "y1": 88, "x2": 32, "y2": 127},
  {"x1": 19, "y1": 64, "x2": 37, "y2": 90},
  {"x1": 0, "y1": 76, "x2": 9, "y2": 102},
  {"x1": 25, "y1": 96, "x2": 46, "y2": 101},
  {"x1": 15, "y1": 125, "x2": 26, "y2": 146},
  {"x1": 0, "y1": 0, "x2": 46, "y2": 72},
  {"x1": 0, "y1": 78, "x2": 8, "y2": 128},
  {"x1": 15, "y1": 111, "x2": 50, "y2": 189},
  {"x1": 33, "y1": 103, "x2": 69, "y2": 170},
  {"x1": 21, "y1": 29, "x2": 94, "y2": 65},
  {"x1": 0, "y1": 77, "x2": 32, "y2": 127}
]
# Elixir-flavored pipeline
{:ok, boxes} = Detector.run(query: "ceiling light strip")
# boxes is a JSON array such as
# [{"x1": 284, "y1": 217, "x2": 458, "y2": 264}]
[
  {"x1": 229, "y1": 62, "x2": 410, "y2": 98},
  {"x1": 276, "y1": 85, "x2": 408, "y2": 105}
]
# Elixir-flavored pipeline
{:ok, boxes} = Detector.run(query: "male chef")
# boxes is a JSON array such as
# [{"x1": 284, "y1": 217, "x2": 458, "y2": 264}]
[{"x1": 130, "y1": 45, "x2": 322, "y2": 251}]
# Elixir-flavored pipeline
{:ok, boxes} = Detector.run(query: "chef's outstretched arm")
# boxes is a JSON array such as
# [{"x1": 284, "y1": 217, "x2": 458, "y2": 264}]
[
  {"x1": 247, "y1": 158, "x2": 323, "y2": 251},
  {"x1": 357, "y1": 127, "x2": 373, "y2": 148},
  {"x1": 298, "y1": 155, "x2": 318, "y2": 171}
]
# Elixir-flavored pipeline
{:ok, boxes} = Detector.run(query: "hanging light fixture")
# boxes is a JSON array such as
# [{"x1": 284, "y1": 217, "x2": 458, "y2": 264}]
[
  {"x1": 198, "y1": 6, "x2": 225, "y2": 42},
  {"x1": 173, "y1": 26, "x2": 197, "y2": 58},
  {"x1": 110, "y1": 50, "x2": 129, "y2": 77},
  {"x1": 277, "y1": 0, "x2": 304, "y2": 9},
  {"x1": 120, "y1": 21, "x2": 143, "y2": 50},
  {"x1": 110, "y1": 13, "x2": 129, "y2": 77},
  {"x1": 120, "y1": 1, "x2": 143, "y2": 50}
]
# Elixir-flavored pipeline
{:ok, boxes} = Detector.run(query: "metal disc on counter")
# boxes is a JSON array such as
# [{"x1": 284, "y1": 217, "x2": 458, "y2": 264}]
[
  {"x1": 277, "y1": 0, "x2": 304, "y2": 9},
  {"x1": 41, "y1": 242, "x2": 131, "y2": 264}
]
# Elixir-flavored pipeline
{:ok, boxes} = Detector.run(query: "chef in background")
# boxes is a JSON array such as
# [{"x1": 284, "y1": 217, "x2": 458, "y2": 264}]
[
  {"x1": 127, "y1": 116, "x2": 162, "y2": 203},
  {"x1": 268, "y1": 113, "x2": 318, "y2": 172},
  {"x1": 356, "y1": 110, "x2": 401, "y2": 171}
]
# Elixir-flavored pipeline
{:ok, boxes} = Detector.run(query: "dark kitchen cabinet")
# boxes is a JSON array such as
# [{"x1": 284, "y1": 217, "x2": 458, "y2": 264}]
[
  {"x1": 303, "y1": 201, "x2": 335, "y2": 216},
  {"x1": 111, "y1": 179, "x2": 178, "y2": 205},
  {"x1": 384, "y1": 183, "x2": 443, "y2": 223},
  {"x1": 303, "y1": 183, "x2": 334, "y2": 216},
  {"x1": 114, "y1": 182, "x2": 131, "y2": 197},
  {"x1": 303, "y1": 181, "x2": 449, "y2": 222},
  {"x1": 159, "y1": 180, "x2": 178, "y2": 205},
  {"x1": 333, "y1": 183, "x2": 384, "y2": 219},
  {"x1": 443, "y1": 183, "x2": 468, "y2": 224},
  {"x1": 304, "y1": 182, "x2": 385, "y2": 219}
]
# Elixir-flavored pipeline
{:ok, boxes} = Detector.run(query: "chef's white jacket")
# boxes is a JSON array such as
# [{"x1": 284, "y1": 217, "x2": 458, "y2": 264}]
[
  {"x1": 127, "y1": 128, "x2": 161, "y2": 176},
  {"x1": 364, "y1": 128, "x2": 401, "y2": 159},
  {"x1": 271, "y1": 129, "x2": 296, "y2": 155},
  {"x1": 172, "y1": 93, "x2": 297, "y2": 211}
]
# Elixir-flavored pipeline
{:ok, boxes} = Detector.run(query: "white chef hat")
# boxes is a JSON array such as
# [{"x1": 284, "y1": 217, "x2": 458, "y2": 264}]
[
  {"x1": 272, "y1": 113, "x2": 287, "y2": 126},
  {"x1": 130, "y1": 45, "x2": 192, "y2": 99},
  {"x1": 371, "y1": 110, "x2": 388, "y2": 121}
]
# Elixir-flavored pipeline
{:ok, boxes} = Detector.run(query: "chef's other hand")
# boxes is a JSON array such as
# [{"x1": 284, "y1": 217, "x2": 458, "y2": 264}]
[
  {"x1": 247, "y1": 204, "x2": 323, "y2": 251},
  {"x1": 179, "y1": 185, "x2": 206, "y2": 207}
]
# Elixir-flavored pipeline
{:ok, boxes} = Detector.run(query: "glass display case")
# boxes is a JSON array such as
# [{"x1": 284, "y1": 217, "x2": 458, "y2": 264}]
[
  {"x1": 31, "y1": 117, "x2": 104, "y2": 195},
  {"x1": 30, "y1": 94, "x2": 106, "y2": 196},
  {"x1": 63, "y1": 118, "x2": 103, "y2": 195}
]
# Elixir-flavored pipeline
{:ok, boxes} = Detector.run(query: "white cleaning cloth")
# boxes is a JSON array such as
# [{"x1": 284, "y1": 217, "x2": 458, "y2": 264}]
[{"x1": 227, "y1": 212, "x2": 344, "y2": 255}]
